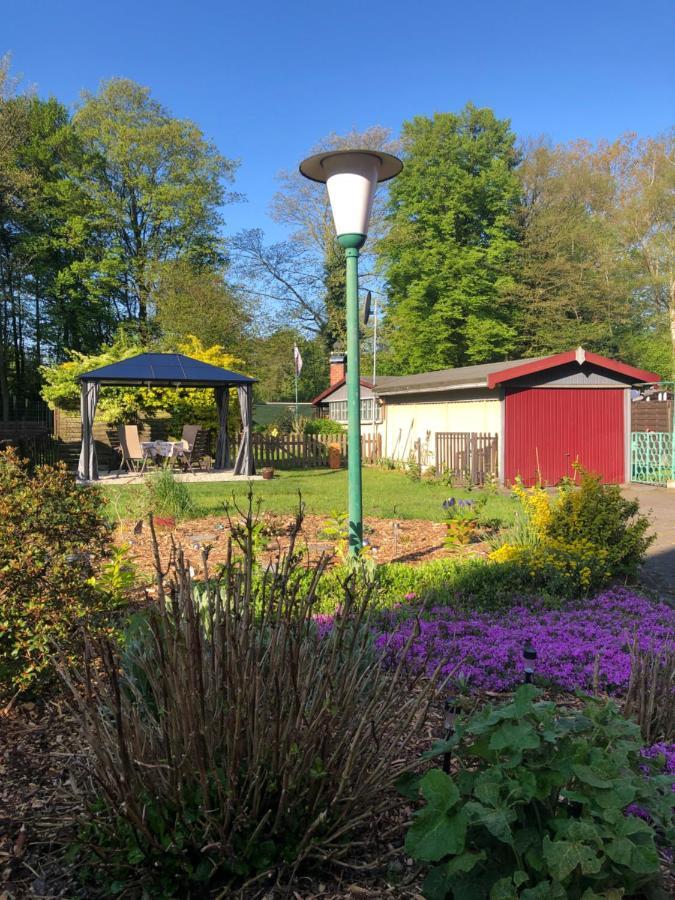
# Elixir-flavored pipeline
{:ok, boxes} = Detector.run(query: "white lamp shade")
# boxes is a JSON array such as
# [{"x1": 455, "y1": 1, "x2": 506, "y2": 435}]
[
  {"x1": 324, "y1": 153, "x2": 379, "y2": 238},
  {"x1": 299, "y1": 150, "x2": 403, "y2": 239}
]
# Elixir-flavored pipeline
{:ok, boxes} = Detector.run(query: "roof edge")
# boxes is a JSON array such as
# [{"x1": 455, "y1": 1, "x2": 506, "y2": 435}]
[{"x1": 486, "y1": 348, "x2": 661, "y2": 388}]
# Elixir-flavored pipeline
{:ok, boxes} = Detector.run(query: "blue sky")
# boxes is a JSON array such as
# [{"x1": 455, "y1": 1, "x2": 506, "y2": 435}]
[{"x1": 4, "y1": 0, "x2": 674, "y2": 242}]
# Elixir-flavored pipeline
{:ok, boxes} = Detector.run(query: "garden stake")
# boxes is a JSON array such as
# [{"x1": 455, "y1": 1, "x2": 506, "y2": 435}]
[
  {"x1": 523, "y1": 640, "x2": 537, "y2": 684},
  {"x1": 442, "y1": 699, "x2": 463, "y2": 774}
]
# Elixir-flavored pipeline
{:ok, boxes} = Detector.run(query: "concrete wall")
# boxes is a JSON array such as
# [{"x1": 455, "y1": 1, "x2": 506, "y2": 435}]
[{"x1": 381, "y1": 389, "x2": 501, "y2": 465}]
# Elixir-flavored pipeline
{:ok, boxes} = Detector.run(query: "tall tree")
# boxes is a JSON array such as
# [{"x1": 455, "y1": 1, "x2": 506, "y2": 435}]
[
  {"x1": 610, "y1": 132, "x2": 674, "y2": 377},
  {"x1": 231, "y1": 126, "x2": 395, "y2": 347},
  {"x1": 153, "y1": 257, "x2": 250, "y2": 352},
  {"x1": 72, "y1": 78, "x2": 237, "y2": 322},
  {"x1": 378, "y1": 104, "x2": 522, "y2": 373}
]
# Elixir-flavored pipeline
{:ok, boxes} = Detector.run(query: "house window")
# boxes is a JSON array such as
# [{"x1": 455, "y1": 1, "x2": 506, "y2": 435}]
[{"x1": 329, "y1": 398, "x2": 381, "y2": 423}]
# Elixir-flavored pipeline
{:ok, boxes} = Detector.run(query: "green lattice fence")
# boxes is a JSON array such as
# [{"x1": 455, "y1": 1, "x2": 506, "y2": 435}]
[{"x1": 630, "y1": 431, "x2": 675, "y2": 484}]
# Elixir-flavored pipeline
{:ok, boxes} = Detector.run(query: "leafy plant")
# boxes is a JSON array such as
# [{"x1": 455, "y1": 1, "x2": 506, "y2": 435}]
[
  {"x1": 319, "y1": 509, "x2": 349, "y2": 558},
  {"x1": 444, "y1": 514, "x2": 480, "y2": 548},
  {"x1": 403, "y1": 686, "x2": 674, "y2": 900},
  {"x1": 304, "y1": 417, "x2": 344, "y2": 435},
  {"x1": 88, "y1": 543, "x2": 139, "y2": 602},
  {"x1": 0, "y1": 449, "x2": 113, "y2": 694}
]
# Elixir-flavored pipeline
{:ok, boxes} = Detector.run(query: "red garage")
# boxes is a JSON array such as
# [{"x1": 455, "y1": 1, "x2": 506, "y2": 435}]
[{"x1": 487, "y1": 349, "x2": 660, "y2": 486}]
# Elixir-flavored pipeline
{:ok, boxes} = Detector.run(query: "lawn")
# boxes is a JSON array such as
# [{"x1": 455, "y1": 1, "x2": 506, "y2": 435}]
[{"x1": 101, "y1": 467, "x2": 517, "y2": 525}]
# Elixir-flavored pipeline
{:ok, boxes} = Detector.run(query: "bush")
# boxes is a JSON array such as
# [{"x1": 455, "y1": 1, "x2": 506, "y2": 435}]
[
  {"x1": 303, "y1": 416, "x2": 344, "y2": 435},
  {"x1": 490, "y1": 470, "x2": 653, "y2": 597},
  {"x1": 63, "y1": 503, "x2": 446, "y2": 893},
  {"x1": 0, "y1": 449, "x2": 113, "y2": 694},
  {"x1": 403, "y1": 686, "x2": 674, "y2": 899},
  {"x1": 145, "y1": 468, "x2": 196, "y2": 520}
]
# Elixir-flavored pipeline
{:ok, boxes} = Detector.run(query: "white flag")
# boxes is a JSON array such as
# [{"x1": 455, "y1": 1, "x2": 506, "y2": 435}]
[{"x1": 293, "y1": 344, "x2": 303, "y2": 376}]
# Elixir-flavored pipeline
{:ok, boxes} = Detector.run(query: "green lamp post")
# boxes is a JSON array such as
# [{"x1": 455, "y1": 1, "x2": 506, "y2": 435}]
[{"x1": 299, "y1": 149, "x2": 402, "y2": 554}]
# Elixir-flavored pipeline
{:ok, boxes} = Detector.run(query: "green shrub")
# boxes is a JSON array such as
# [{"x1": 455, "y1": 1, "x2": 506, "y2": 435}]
[
  {"x1": 303, "y1": 416, "x2": 344, "y2": 435},
  {"x1": 403, "y1": 686, "x2": 674, "y2": 900},
  {"x1": 145, "y1": 468, "x2": 196, "y2": 520},
  {"x1": 0, "y1": 449, "x2": 113, "y2": 694},
  {"x1": 63, "y1": 502, "x2": 446, "y2": 894},
  {"x1": 549, "y1": 471, "x2": 653, "y2": 580},
  {"x1": 490, "y1": 470, "x2": 654, "y2": 597}
]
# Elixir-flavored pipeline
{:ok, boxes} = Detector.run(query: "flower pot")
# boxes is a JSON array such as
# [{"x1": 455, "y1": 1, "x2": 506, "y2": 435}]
[
  {"x1": 328, "y1": 445, "x2": 341, "y2": 470},
  {"x1": 262, "y1": 467, "x2": 274, "y2": 480}
]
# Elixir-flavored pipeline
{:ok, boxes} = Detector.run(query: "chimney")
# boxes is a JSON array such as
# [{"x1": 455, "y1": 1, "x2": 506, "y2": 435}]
[{"x1": 329, "y1": 351, "x2": 346, "y2": 386}]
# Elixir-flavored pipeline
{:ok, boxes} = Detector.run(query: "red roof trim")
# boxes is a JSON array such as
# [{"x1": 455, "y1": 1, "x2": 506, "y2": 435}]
[
  {"x1": 311, "y1": 377, "x2": 373, "y2": 405},
  {"x1": 487, "y1": 349, "x2": 660, "y2": 389}
]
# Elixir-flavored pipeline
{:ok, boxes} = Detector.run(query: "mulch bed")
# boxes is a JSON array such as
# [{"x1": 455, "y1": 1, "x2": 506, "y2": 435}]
[{"x1": 116, "y1": 512, "x2": 488, "y2": 580}]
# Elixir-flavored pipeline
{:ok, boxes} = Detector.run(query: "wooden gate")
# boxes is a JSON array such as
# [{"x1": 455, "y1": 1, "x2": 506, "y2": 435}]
[{"x1": 434, "y1": 432, "x2": 498, "y2": 484}]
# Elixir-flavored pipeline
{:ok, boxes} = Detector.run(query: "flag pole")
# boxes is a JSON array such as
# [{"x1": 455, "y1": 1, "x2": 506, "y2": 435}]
[{"x1": 295, "y1": 369, "x2": 298, "y2": 417}]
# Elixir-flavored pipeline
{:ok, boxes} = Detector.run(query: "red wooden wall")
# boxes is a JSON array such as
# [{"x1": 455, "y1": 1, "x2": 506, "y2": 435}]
[{"x1": 504, "y1": 387, "x2": 625, "y2": 485}]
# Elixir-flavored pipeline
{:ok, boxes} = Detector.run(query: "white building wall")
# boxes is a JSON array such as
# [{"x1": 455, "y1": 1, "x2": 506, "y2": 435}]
[{"x1": 382, "y1": 394, "x2": 502, "y2": 466}]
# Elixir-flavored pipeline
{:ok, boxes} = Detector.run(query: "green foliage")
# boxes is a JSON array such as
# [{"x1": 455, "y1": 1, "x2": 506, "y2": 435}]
[
  {"x1": 145, "y1": 469, "x2": 196, "y2": 520},
  {"x1": 304, "y1": 416, "x2": 344, "y2": 435},
  {"x1": 41, "y1": 330, "x2": 245, "y2": 430},
  {"x1": 0, "y1": 449, "x2": 113, "y2": 693},
  {"x1": 65, "y1": 499, "x2": 443, "y2": 893},
  {"x1": 549, "y1": 471, "x2": 653, "y2": 581},
  {"x1": 88, "y1": 544, "x2": 139, "y2": 603},
  {"x1": 379, "y1": 103, "x2": 522, "y2": 373},
  {"x1": 491, "y1": 470, "x2": 654, "y2": 596},
  {"x1": 405, "y1": 686, "x2": 674, "y2": 899}
]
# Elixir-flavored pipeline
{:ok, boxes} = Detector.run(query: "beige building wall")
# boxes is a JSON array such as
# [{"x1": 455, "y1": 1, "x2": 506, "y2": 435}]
[{"x1": 381, "y1": 391, "x2": 502, "y2": 465}]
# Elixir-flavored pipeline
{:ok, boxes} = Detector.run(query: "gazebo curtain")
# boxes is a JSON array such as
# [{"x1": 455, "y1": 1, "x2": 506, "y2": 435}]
[
  {"x1": 233, "y1": 384, "x2": 255, "y2": 475},
  {"x1": 214, "y1": 386, "x2": 230, "y2": 469},
  {"x1": 77, "y1": 382, "x2": 100, "y2": 481}
]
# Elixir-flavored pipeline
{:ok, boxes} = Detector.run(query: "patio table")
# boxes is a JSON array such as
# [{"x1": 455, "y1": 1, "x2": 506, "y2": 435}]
[{"x1": 141, "y1": 440, "x2": 188, "y2": 463}]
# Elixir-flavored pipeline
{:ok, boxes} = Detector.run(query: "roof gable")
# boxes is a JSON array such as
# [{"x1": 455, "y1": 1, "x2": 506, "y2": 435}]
[{"x1": 486, "y1": 349, "x2": 660, "y2": 388}]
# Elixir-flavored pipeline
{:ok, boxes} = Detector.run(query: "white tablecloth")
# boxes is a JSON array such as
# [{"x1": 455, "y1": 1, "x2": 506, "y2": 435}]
[{"x1": 141, "y1": 440, "x2": 188, "y2": 459}]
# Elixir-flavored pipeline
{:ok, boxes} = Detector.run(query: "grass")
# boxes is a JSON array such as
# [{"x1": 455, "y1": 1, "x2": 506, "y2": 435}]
[{"x1": 102, "y1": 467, "x2": 517, "y2": 525}]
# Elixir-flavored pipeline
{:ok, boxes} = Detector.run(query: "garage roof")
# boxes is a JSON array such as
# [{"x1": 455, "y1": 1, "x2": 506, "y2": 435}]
[{"x1": 373, "y1": 348, "x2": 660, "y2": 397}]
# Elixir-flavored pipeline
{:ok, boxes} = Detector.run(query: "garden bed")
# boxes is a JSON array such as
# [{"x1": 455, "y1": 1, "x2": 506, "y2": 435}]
[{"x1": 116, "y1": 512, "x2": 489, "y2": 577}]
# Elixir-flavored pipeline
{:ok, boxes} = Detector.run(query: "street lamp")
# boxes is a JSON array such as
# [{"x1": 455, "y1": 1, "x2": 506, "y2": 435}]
[{"x1": 300, "y1": 149, "x2": 402, "y2": 554}]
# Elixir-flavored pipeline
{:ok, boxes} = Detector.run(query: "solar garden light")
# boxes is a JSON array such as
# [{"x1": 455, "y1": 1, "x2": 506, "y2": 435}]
[
  {"x1": 442, "y1": 698, "x2": 463, "y2": 774},
  {"x1": 523, "y1": 640, "x2": 537, "y2": 684},
  {"x1": 300, "y1": 150, "x2": 402, "y2": 555}
]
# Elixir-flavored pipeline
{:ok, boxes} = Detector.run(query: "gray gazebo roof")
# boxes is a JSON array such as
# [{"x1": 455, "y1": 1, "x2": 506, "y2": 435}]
[{"x1": 79, "y1": 352, "x2": 256, "y2": 387}]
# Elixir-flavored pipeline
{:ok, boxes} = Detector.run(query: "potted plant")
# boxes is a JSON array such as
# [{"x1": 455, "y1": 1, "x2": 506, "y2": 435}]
[{"x1": 261, "y1": 466, "x2": 274, "y2": 480}]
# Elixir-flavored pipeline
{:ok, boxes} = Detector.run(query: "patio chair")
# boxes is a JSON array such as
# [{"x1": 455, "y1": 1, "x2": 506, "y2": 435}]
[
  {"x1": 181, "y1": 428, "x2": 210, "y2": 472},
  {"x1": 181, "y1": 424, "x2": 200, "y2": 450},
  {"x1": 117, "y1": 424, "x2": 153, "y2": 474}
]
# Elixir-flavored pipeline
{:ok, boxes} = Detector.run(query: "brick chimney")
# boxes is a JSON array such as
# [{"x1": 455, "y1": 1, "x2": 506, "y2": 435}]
[{"x1": 329, "y1": 351, "x2": 346, "y2": 386}]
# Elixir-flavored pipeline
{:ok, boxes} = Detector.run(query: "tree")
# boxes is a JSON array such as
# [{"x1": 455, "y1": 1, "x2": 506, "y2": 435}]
[
  {"x1": 231, "y1": 126, "x2": 396, "y2": 348},
  {"x1": 508, "y1": 139, "x2": 629, "y2": 356},
  {"x1": 153, "y1": 257, "x2": 250, "y2": 352},
  {"x1": 510, "y1": 134, "x2": 674, "y2": 376},
  {"x1": 249, "y1": 328, "x2": 327, "y2": 402},
  {"x1": 378, "y1": 104, "x2": 522, "y2": 373},
  {"x1": 72, "y1": 78, "x2": 237, "y2": 322},
  {"x1": 610, "y1": 132, "x2": 674, "y2": 377}
]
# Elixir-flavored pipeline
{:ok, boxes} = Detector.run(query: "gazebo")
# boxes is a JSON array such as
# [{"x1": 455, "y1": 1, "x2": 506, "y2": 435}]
[{"x1": 77, "y1": 352, "x2": 256, "y2": 481}]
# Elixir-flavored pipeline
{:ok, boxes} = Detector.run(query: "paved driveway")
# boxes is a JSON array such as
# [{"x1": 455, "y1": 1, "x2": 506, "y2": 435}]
[{"x1": 622, "y1": 485, "x2": 675, "y2": 598}]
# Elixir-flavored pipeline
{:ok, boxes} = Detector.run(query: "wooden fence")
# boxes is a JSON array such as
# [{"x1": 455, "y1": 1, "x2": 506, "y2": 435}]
[
  {"x1": 52, "y1": 410, "x2": 381, "y2": 471},
  {"x1": 243, "y1": 432, "x2": 381, "y2": 470},
  {"x1": 434, "y1": 432, "x2": 498, "y2": 484}
]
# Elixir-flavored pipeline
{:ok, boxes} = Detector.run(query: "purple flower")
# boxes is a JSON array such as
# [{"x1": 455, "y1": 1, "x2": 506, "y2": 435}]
[
  {"x1": 374, "y1": 588, "x2": 675, "y2": 696},
  {"x1": 404, "y1": 592, "x2": 417, "y2": 601}
]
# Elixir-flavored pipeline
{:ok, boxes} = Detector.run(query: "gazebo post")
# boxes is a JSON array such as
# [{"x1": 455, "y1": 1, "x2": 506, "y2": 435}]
[
  {"x1": 233, "y1": 383, "x2": 255, "y2": 476},
  {"x1": 214, "y1": 386, "x2": 230, "y2": 469},
  {"x1": 77, "y1": 380, "x2": 100, "y2": 482}
]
